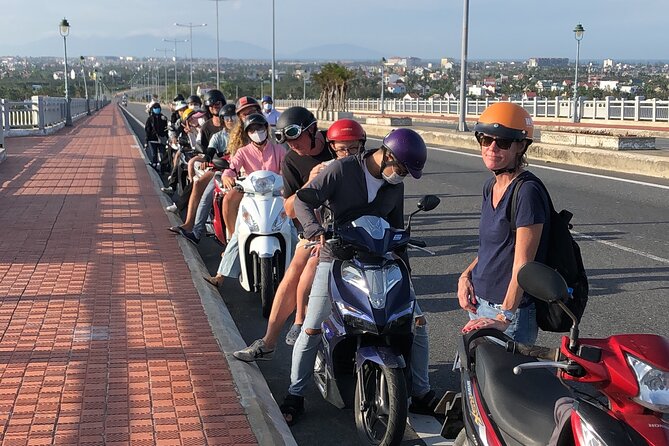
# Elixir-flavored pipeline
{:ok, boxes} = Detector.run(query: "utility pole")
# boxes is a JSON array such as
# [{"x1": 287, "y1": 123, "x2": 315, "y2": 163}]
[
  {"x1": 457, "y1": 0, "x2": 470, "y2": 132},
  {"x1": 163, "y1": 38, "x2": 188, "y2": 97},
  {"x1": 174, "y1": 22, "x2": 207, "y2": 95}
]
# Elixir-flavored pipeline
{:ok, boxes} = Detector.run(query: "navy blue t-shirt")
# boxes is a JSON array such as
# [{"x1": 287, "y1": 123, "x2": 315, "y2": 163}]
[{"x1": 471, "y1": 171, "x2": 551, "y2": 305}]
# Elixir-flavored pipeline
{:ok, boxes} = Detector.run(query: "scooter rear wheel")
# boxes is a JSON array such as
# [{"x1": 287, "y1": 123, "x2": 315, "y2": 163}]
[{"x1": 354, "y1": 362, "x2": 407, "y2": 446}]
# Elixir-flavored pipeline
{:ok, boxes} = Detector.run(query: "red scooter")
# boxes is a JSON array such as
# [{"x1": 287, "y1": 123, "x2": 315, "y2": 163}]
[
  {"x1": 210, "y1": 172, "x2": 228, "y2": 246},
  {"x1": 440, "y1": 261, "x2": 669, "y2": 446}
]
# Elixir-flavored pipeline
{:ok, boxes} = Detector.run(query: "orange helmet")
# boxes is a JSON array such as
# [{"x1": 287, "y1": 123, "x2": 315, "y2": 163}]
[
  {"x1": 474, "y1": 102, "x2": 534, "y2": 141},
  {"x1": 326, "y1": 119, "x2": 366, "y2": 142}
]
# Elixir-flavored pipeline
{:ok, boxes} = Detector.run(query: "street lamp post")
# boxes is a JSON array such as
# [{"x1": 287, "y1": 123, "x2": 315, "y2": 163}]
[
  {"x1": 572, "y1": 23, "x2": 585, "y2": 123},
  {"x1": 155, "y1": 48, "x2": 174, "y2": 101},
  {"x1": 457, "y1": 0, "x2": 470, "y2": 132},
  {"x1": 79, "y1": 56, "x2": 90, "y2": 115},
  {"x1": 174, "y1": 22, "x2": 207, "y2": 95},
  {"x1": 271, "y1": 0, "x2": 276, "y2": 100},
  {"x1": 163, "y1": 38, "x2": 187, "y2": 97},
  {"x1": 303, "y1": 71, "x2": 309, "y2": 107},
  {"x1": 380, "y1": 58, "x2": 386, "y2": 115},
  {"x1": 59, "y1": 18, "x2": 72, "y2": 126},
  {"x1": 209, "y1": 0, "x2": 229, "y2": 90}
]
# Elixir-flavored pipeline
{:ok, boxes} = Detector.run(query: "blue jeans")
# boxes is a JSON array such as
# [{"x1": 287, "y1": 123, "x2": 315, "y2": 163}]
[
  {"x1": 191, "y1": 176, "x2": 216, "y2": 240},
  {"x1": 469, "y1": 296, "x2": 538, "y2": 344},
  {"x1": 289, "y1": 261, "x2": 431, "y2": 398}
]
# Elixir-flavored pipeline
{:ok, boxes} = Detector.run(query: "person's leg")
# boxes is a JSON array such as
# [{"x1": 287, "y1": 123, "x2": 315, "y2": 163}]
[
  {"x1": 233, "y1": 239, "x2": 312, "y2": 362},
  {"x1": 283, "y1": 261, "x2": 333, "y2": 424},
  {"x1": 191, "y1": 176, "x2": 216, "y2": 240},
  {"x1": 204, "y1": 230, "x2": 241, "y2": 288},
  {"x1": 222, "y1": 189, "x2": 243, "y2": 239},
  {"x1": 182, "y1": 170, "x2": 214, "y2": 231},
  {"x1": 285, "y1": 252, "x2": 318, "y2": 345}
]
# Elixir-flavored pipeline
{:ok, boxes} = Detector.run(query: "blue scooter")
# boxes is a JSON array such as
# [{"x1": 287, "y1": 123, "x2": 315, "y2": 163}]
[{"x1": 297, "y1": 190, "x2": 440, "y2": 446}]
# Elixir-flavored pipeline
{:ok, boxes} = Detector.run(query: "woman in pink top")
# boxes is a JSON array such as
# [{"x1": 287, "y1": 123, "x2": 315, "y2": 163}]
[{"x1": 222, "y1": 113, "x2": 286, "y2": 237}]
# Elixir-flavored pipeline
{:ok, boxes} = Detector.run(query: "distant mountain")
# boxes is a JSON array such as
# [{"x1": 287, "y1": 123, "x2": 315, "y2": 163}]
[{"x1": 3, "y1": 35, "x2": 384, "y2": 61}]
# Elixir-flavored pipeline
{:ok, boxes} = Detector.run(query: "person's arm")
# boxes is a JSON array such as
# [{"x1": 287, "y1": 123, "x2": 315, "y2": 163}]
[
  {"x1": 458, "y1": 257, "x2": 479, "y2": 313},
  {"x1": 294, "y1": 163, "x2": 340, "y2": 240},
  {"x1": 222, "y1": 147, "x2": 246, "y2": 188},
  {"x1": 500, "y1": 224, "x2": 543, "y2": 314}
]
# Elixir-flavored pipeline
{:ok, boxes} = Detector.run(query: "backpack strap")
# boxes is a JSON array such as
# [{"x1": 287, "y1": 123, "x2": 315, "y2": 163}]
[{"x1": 509, "y1": 175, "x2": 555, "y2": 233}]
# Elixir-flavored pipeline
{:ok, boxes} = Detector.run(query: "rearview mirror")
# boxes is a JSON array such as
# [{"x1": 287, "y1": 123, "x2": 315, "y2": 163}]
[
  {"x1": 517, "y1": 262, "x2": 570, "y2": 304},
  {"x1": 417, "y1": 195, "x2": 440, "y2": 212},
  {"x1": 296, "y1": 188, "x2": 323, "y2": 207}
]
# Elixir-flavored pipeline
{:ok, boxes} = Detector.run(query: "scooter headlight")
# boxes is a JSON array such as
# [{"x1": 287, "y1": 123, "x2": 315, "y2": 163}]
[
  {"x1": 335, "y1": 302, "x2": 377, "y2": 334},
  {"x1": 241, "y1": 205, "x2": 259, "y2": 232},
  {"x1": 271, "y1": 210, "x2": 288, "y2": 232},
  {"x1": 251, "y1": 174, "x2": 276, "y2": 195},
  {"x1": 626, "y1": 354, "x2": 669, "y2": 413}
]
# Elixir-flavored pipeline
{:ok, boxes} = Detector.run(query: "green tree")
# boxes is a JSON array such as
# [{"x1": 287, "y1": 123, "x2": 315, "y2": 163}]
[{"x1": 312, "y1": 63, "x2": 354, "y2": 111}]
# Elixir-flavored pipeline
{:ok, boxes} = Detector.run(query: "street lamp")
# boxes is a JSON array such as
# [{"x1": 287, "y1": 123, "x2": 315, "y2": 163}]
[
  {"x1": 271, "y1": 0, "x2": 276, "y2": 100},
  {"x1": 380, "y1": 57, "x2": 386, "y2": 115},
  {"x1": 209, "y1": 0, "x2": 230, "y2": 90},
  {"x1": 155, "y1": 48, "x2": 174, "y2": 101},
  {"x1": 163, "y1": 38, "x2": 187, "y2": 97},
  {"x1": 174, "y1": 22, "x2": 207, "y2": 95},
  {"x1": 572, "y1": 23, "x2": 585, "y2": 123},
  {"x1": 457, "y1": 0, "x2": 470, "y2": 132},
  {"x1": 79, "y1": 56, "x2": 90, "y2": 115},
  {"x1": 59, "y1": 18, "x2": 72, "y2": 126}
]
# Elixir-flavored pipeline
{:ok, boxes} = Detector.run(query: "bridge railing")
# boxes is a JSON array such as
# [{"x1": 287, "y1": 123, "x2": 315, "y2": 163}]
[
  {"x1": 275, "y1": 97, "x2": 669, "y2": 123},
  {"x1": 0, "y1": 95, "x2": 111, "y2": 147}
]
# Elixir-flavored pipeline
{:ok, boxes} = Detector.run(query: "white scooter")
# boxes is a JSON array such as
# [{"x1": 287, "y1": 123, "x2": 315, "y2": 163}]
[{"x1": 235, "y1": 170, "x2": 294, "y2": 318}]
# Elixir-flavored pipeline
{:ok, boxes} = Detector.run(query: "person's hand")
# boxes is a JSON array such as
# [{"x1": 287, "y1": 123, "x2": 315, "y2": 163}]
[
  {"x1": 461, "y1": 317, "x2": 510, "y2": 334},
  {"x1": 457, "y1": 275, "x2": 478, "y2": 313},
  {"x1": 308, "y1": 163, "x2": 327, "y2": 182},
  {"x1": 223, "y1": 176, "x2": 236, "y2": 190}
]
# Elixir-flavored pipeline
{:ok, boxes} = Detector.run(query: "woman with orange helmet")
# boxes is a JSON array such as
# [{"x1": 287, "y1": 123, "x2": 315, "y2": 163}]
[{"x1": 458, "y1": 102, "x2": 550, "y2": 344}]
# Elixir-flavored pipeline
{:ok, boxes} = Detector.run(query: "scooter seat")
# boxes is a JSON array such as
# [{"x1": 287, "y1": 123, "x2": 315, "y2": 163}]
[{"x1": 475, "y1": 342, "x2": 570, "y2": 446}]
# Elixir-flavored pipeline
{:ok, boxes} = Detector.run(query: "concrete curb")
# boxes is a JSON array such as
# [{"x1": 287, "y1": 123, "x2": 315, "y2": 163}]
[
  {"x1": 320, "y1": 119, "x2": 669, "y2": 180},
  {"x1": 118, "y1": 106, "x2": 297, "y2": 446}
]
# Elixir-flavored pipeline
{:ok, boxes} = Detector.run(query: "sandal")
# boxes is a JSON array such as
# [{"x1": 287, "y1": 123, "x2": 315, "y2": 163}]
[
  {"x1": 280, "y1": 394, "x2": 304, "y2": 426},
  {"x1": 203, "y1": 275, "x2": 224, "y2": 288},
  {"x1": 285, "y1": 324, "x2": 302, "y2": 346},
  {"x1": 167, "y1": 226, "x2": 182, "y2": 234}
]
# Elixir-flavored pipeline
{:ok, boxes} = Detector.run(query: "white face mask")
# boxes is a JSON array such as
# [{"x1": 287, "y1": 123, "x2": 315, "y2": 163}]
[
  {"x1": 249, "y1": 129, "x2": 268, "y2": 144},
  {"x1": 382, "y1": 171, "x2": 405, "y2": 185},
  {"x1": 263, "y1": 103, "x2": 272, "y2": 112}
]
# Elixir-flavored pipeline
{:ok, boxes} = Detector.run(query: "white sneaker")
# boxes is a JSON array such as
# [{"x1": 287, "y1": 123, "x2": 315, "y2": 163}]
[
  {"x1": 165, "y1": 204, "x2": 178, "y2": 213},
  {"x1": 233, "y1": 339, "x2": 275, "y2": 362}
]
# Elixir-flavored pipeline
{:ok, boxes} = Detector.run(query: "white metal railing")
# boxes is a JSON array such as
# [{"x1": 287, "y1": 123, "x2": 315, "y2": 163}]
[
  {"x1": 275, "y1": 97, "x2": 669, "y2": 123},
  {"x1": 0, "y1": 95, "x2": 111, "y2": 146}
]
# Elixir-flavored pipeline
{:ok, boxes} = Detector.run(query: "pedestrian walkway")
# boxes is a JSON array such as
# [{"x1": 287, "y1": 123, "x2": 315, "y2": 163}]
[{"x1": 0, "y1": 106, "x2": 258, "y2": 445}]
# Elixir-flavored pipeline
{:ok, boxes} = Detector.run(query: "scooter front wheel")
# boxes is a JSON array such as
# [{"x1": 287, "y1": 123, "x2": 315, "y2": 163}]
[
  {"x1": 259, "y1": 257, "x2": 275, "y2": 319},
  {"x1": 354, "y1": 362, "x2": 407, "y2": 446}
]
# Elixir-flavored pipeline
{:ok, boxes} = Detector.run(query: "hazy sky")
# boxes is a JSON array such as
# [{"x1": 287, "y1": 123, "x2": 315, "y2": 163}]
[{"x1": 3, "y1": 0, "x2": 668, "y2": 60}]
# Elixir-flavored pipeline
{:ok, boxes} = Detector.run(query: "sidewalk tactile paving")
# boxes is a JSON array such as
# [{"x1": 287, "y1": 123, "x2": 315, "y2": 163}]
[{"x1": 0, "y1": 107, "x2": 258, "y2": 445}]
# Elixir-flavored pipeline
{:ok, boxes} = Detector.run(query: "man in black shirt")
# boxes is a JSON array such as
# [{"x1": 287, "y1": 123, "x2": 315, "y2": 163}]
[{"x1": 197, "y1": 89, "x2": 226, "y2": 151}]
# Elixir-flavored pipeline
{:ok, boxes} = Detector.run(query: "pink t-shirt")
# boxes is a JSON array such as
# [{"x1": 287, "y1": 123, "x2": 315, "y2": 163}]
[{"x1": 223, "y1": 140, "x2": 286, "y2": 178}]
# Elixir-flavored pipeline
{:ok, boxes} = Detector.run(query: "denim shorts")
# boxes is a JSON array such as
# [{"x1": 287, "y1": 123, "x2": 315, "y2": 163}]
[{"x1": 469, "y1": 296, "x2": 538, "y2": 344}]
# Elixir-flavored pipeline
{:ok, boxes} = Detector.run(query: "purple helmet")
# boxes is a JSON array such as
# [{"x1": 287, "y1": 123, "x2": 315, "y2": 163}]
[{"x1": 382, "y1": 128, "x2": 427, "y2": 179}]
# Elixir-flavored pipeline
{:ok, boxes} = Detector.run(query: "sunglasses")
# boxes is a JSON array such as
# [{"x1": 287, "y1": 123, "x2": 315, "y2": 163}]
[
  {"x1": 332, "y1": 143, "x2": 361, "y2": 155},
  {"x1": 223, "y1": 116, "x2": 237, "y2": 122},
  {"x1": 476, "y1": 134, "x2": 519, "y2": 150},
  {"x1": 274, "y1": 121, "x2": 316, "y2": 144}
]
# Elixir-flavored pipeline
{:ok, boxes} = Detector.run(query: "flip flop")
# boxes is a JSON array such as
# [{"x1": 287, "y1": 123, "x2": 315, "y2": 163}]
[{"x1": 167, "y1": 226, "x2": 182, "y2": 234}]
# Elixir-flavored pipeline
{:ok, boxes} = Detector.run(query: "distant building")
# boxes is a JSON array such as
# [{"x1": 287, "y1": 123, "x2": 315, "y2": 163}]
[
  {"x1": 386, "y1": 56, "x2": 421, "y2": 68},
  {"x1": 603, "y1": 59, "x2": 614, "y2": 70},
  {"x1": 599, "y1": 80, "x2": 619, "y2": 91},
  {"x1": 440, "y1": 58, "x2": 454, "y2": 70},
  {"x1": 620, "y1": 85, "x2": 639, "y2": 95},
  {"x1": 403, "y1": 93, "x2": 421, "y2": 100},
  {"x1": 528, "y1": 58, "x2": 569, "y2": 68}
]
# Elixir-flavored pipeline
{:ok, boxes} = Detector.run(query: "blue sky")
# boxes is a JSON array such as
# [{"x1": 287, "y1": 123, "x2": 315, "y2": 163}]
[{"x1": 3, "y1": 0, "x2": 667, "y2": 60}]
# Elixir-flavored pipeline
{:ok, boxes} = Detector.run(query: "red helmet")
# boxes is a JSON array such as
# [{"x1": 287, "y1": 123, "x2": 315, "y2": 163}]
[{"x1": 326, "y1": 119, "x2": 366, "y2": 143}]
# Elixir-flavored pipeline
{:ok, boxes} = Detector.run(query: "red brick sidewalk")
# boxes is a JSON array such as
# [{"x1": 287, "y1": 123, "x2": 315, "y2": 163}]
[{"x1": 0, "y1": 106, "x2": 257, "y2": 445}]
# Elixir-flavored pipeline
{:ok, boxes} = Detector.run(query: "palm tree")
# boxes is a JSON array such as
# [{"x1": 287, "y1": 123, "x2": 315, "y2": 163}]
[{"x1": 313, "y1": 63, "x2": 354, "y2": 112}]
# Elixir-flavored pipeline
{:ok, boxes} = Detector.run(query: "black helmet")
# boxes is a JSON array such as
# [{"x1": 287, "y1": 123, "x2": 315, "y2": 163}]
[
  {"x1": 276, "y1": 106, "x2": 316, "y2": 130},
  {"x1": 187, "y1": 95, "x2": 202, "y2": 106},
  {"x1": 204, "y1": 89, "x2": 226, "y2": 107},
  {"x1": 219, "y1": 103, "x2": 237, "y2": 118},
  {"x1": 173, "y1": 94, "x2": 185, "y2": 103},
  {"x1": 243, "y1": 113, "x2": 268, "y2": 132}
]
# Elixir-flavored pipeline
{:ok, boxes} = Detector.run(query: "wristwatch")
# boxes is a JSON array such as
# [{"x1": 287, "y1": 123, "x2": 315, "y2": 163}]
[{"x1": 496, "y1": 309, "x2": 515, "y2": 323}]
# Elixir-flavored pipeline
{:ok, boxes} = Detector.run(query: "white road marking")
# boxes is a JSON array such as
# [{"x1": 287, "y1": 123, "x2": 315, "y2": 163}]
[
  {"x1": 408, "y1": 414, "x2": 454, "y2": 445},
  {"x1": 573, "y1": 231, "x2": 669, "y2": 265}
]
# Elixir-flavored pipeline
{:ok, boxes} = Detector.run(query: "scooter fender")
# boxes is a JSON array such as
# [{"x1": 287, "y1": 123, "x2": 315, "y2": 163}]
[
  {"x1": 355, "y1": 346, "x2": 406, "y2": 371},
  {"x1": 248, "y1": 235, "x2": 281, "y2": 258}
]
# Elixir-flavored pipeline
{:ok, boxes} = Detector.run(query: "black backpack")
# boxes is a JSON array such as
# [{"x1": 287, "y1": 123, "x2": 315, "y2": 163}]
[{"x1": 508, "y1": 177, "x2": 589, "y2": 332}]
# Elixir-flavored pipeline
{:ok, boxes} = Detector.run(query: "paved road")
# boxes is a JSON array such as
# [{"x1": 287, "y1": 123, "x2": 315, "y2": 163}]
[{"x1": 123, "y1": 103, "x2": 669, "y2": 445}]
